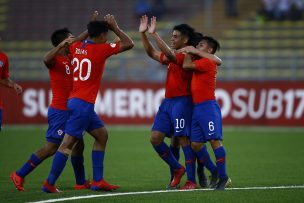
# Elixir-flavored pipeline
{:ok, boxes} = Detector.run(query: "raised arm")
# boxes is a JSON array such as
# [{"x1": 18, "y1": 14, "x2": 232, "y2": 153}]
[
  {"x1": 139, "y1": 15, "x2": 161, "y2": 62},
  {"x1": 180, "y1": 46, "x2": 222, "y2": 66},
  {"x1": 74, "y1": 10, "x2": 99, "y2": 42},
  {"x1": 43, "y1": 36, "x2": 75, "y2": 68},
  {"x1": 148, "y1": 16, "x2": 176, "y2": 62},
  {"x1": 183, "y1": 54, "x2": 196, "y2": 70},
  {"x1": 0, "y1": 78, "x2": 22, "y2": 94},
  {"x1": 104, "y1": 14, "x2": 134, "y2": 53}
]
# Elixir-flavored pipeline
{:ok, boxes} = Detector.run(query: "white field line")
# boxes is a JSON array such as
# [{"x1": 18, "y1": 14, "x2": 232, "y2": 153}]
[{"x1": 28, "y1": 185, "x2": 304, "y2": 203}]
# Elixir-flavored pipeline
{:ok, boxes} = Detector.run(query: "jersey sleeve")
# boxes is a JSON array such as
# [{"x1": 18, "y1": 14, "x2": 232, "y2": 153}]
[
  {"x1": 193, "y1": 58, "x2": 215, "y2": 72},
  {"x1": 160, "y1": 52, "x2": 185, "y2": 66},
  {"x1": 1, "y1": 54, "x2": 9, "y2": 79},
  {"x1": 159, "y1": 52, "x2": 169, "y2": 65},
  {"x1": 103, "y1": 42, "x2": 121, "y2": 58}
]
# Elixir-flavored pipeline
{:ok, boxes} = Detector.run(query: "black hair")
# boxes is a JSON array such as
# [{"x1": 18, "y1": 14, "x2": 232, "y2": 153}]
[
  {"x1": 87, "y1": 21, "x2": 109, "y2": 38},
  {"x1": 173, "y1": 24, "x2": 195, "y2": 45},
  {"x1": 51, "y1": 28, "x2": 71, "y2": 47},
  {"x1": 201, "y1": 36, "x2": 220, "y2": 54},
  {"x1": 190, "y1": 32, "x2": 204, "y2": 47}
]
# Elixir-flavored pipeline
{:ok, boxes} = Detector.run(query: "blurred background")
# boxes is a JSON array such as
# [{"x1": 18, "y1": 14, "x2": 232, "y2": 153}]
[{"x1": 1, "y1": 0, "x2": 304, "y2": 126}]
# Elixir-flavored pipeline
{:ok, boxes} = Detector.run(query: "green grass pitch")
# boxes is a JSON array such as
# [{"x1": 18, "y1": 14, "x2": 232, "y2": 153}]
[{"x1": 0, "y1": 126, "x2": 304, "y2": 203}]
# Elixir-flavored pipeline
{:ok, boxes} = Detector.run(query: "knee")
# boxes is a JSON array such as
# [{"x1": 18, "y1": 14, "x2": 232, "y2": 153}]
[
  {"x1": 210, "y1": 139, "x2": 222, "y2": 150},
  {"x1": 171, "y1": 136, "x2": 180, "y2": 148},
  {"x1": 100, "y1": 130, "x2": 108, "y2": 144},
  {"x1": 45, "y1": 142, "x2": 59, "y2": 155},
  {"x1": 38, "y1": 143, "x2": 59, "y2": 158},
  {"x1": 60, "y1": 140, "x2": 75, "y2": 149},
  {"x1": 150, "y1": 131, "x2": 164, "y2": 145},
  {"x1": 59, "y1": 140, "x2": 77, "y2": 155},
  {"x1": 191, "y1": 142, "x2": 203, "y2": 152},
  {"x1": 94, "y1": 128, "x2": 109, "y2": 142},
  {"x1": 47, "y1": 144, "x2": 59, "y2": 156},
  {"x1": 179, "y1": 136, "x2": 190, "y2": 147},
  {"x1": 73, "y1": 140, "x2": 85, "y2": 156}
]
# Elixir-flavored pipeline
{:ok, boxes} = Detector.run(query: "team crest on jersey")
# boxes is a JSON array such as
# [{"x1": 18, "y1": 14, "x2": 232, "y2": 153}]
[
  {"x1": 110, "y1": 43, "x2": 116, "y2": 48},
  {"x1": 57, "y1": 129, "x2": 64, "y2": 136},
  {"x1": 0, "y1": 60, "x2": 4, "y2": 68}
]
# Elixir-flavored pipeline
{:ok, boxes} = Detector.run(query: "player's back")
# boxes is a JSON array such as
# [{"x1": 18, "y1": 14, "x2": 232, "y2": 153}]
[
  {"x1": 69, "y1": 40, "x2": 120, "y2": 104},
  {"x1": 191, "y1": 58, "x2": 217, "y2": 104}
]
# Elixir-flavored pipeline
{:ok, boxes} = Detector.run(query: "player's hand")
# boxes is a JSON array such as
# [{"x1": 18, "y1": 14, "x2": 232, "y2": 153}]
[
  {"x1": 59, "y1": 36, "x2": 75, "y2": 48},
  {"x1": 179, "y1": 46, "x2": 197, "y2": 54},
  {"x1": 104, "y1": 14, "x2": 118, "y2": 30},
  {"x1": 13, "y1": 83, "x2": 22, "y2": 95},
  {"x1": 91, "y1": 10, "x2": 99, "y2": 21},
  {"x1": 139, "y1": 15, "x2": 148, "y2": 33},
  {"x1": 148, "y1": 16, "x2": 157, "y2": 34}
]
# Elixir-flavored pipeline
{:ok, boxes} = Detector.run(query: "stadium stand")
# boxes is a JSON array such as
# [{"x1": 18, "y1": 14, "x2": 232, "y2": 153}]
[
  {"x1": 0, "y1": 0, "x2": 203, "y2": 81},
  {"x1": 217, "y1": 20, "x2": 304, "y2": 80},
  {"x1": 186, "y1": 0, "x2": 304, "y2": 80},
  {"x1": 0, "y1": 0, "x2": 303, "y2": 81}
]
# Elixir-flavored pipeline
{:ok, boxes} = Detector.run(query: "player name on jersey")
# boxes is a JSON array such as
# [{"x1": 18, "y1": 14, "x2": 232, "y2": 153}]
[{"x1": 75, "y1": 48, "x2": 88, "y2": 55}]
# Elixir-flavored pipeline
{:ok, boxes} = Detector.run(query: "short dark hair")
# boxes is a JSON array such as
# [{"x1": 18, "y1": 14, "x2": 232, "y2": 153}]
[
  {"x1": 173, "y1": 24, "x2": 195, "y2": 45},
  {"x1": 51, "y1": 28, "x2": 71, "y2": 47},
  {"x1": 190, "y1": 32, "x2": 204, "y2": 47},
  {"x1": 202, "y1": 36, "x2": 220, "y2": 54},
  {"x1": 87, "y1": 21, "x2": 109, "y2": 38}
]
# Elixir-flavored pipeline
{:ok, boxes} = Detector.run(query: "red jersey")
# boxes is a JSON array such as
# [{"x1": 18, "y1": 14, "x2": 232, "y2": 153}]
[
  {"x1": 160, "y1": 52, "x2": 192, "y2": 98},
  {"x1": 0, "y1": 52, "x2": 10, "y2": 108},
  {"x1": 191, "y1": 58, "x2": 217, "y2": 104},
  {"x1": 48, "y1": 55, "x2": 73, "y2": 110},
  {"x1": 69, "y1": 40, "x2": 120, "y2": 104}
]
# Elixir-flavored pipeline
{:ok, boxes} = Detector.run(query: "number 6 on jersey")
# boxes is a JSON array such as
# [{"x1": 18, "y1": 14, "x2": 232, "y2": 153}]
[{"x1": 209, "y1": 121, "x2": 215, "y2": 131}]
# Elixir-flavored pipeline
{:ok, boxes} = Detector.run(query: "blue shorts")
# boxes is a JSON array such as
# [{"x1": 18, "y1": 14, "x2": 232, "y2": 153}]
[
  {"x1": 152, "y1": 96, "x2": 192, "y2": 137},
  {"x1": 0, "y1": 108, "x2": 2, "y2": 131},
  {"x1": 46, "y1": 107, "x2": 69, "y2": 145},
  {"x1": 191, "y1": 100, "x2": 223, "y2": 143},
  {"x1": 65, "y1": 98, "x2": 104, "y2": 139}
]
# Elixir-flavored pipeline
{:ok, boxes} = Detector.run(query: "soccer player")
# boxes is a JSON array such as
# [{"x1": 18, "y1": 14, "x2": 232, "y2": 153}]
[
  {"x1": 10, "y1": 11, "x2": 99, "y2": 192},
  {"x1": 42, "y1": 14, "x2": 134, "y2": 193},
  {"x1": 0, "y1": 48, "x2": 22, "y2": 131},
  {"x1": 182, "y1": 36, "x2": 232, "y2": 190},
  {"x1": 0, "y1": 44, "x2": 22, "y2": 132},
  {"x1": 139, "y1": 15, "x2": 221, "y2": 189}
]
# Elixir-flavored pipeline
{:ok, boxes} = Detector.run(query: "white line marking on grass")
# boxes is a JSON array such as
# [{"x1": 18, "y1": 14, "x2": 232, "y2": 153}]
[{"x1": 28, "y1": 185, "x2": 304, "y2": 203}]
